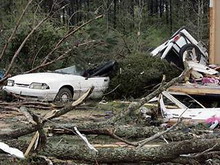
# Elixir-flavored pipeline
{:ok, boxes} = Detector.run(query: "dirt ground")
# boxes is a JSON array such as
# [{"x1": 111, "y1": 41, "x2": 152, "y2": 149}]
[
  {"x1": 0, "y1": 100, "x2": 138, "y2": 164},
  {"x1": 0, "y1": 100, "x2": 115, "y2": 128}
]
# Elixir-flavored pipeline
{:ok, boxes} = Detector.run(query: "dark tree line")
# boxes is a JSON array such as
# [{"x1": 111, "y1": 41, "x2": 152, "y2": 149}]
[
  {"x1": 1, "y1": 0, "x2": 209, "y2": 37},
  {"x1": 39, "y1": 0, "x2": 208, "y2": 39}
]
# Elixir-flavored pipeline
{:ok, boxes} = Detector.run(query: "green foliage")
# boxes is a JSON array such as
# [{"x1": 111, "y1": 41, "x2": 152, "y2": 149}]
[
  {"x1": 71, "y1": 19, "x2": 125, "y2": 67},
  {"x1": 1, "y1": 22, "x2": 67, "y2": 73},
  {"x1": 108, "y1": 53, "x2": 180, "y2": 99},
  {"x1": 143, "y1": 26, "x2": 170, "y2": 48}
]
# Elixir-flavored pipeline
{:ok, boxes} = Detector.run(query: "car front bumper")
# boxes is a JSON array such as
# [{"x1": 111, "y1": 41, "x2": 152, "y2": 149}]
[{"x1": 3, "y1": 86, "x2": 57, "y2": 101}]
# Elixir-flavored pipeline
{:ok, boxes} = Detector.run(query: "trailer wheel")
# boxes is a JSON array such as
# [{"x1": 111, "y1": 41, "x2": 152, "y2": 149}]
[{"x1": 179, "y1": 44, "x2": 201, "y2": 63}]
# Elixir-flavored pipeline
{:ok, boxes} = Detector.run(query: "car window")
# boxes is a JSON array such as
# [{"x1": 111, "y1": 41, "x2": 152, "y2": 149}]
[{"x1": 55, "y1": 66, "x2": 82, "y2": 75}]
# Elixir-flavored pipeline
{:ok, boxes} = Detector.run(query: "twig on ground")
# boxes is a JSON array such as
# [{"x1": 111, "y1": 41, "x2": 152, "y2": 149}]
[
  {"x1": 136, "y1": 119, "x2": 182, "y2": 148},
  {"x1": 25, "y1": 131, "x2": 39, "y2": 157},
  {"x1": 103, "y1": 84, "x2": 121, "y2": 96},
  {"x1": 108, "y1": 130, "x2": 137, "y2": 147},
  {"x1": 193, "y1": 143, "x2": 219, "y2": 158},
  {"x1": 136, "y1": 107, "x2": 188, "y2": 148}
]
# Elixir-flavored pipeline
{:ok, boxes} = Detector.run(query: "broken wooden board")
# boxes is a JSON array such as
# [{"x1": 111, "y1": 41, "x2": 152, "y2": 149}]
[
  {"x1": 168, "y1": 83, "x2": 220, "y2": 96},
  {"x1": 165, "y1": 118, "x2": 209, "y2": 126}
]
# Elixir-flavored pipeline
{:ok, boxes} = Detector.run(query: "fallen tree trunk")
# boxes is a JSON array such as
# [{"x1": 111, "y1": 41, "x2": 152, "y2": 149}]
[
  {"x1": 50, "y1": 124, "x2": 194, "y2": 142},
  {"x1": 0, "y1": 119, "x2": 193, "y2": 142},
  {"x1": 41, "y1": 138, "x2": 220, "y2": 163},
  {"x1": 0, "y1": 125, "x2": 39, "y2": 139}
]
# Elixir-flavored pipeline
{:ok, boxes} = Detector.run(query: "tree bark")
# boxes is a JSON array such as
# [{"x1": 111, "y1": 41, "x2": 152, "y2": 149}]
[
  {"x1": 40, "y1": 138, "x2": 220, "y2": 163},
  {"x1": 50, "y1": 123, "x2": 193, "y2": 142}
]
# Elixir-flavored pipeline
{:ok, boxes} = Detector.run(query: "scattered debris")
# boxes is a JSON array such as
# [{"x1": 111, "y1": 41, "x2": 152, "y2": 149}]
[
  {"x1": 209, "y1": 119, "x2": 219, "y2": 130},
  {"x1": 159, "y1": 91, "x2": 220, "y2": 124},
  {"x1": 151, "y1": 26, "x2": 220, "y2": 125},
  {"x1": 186, "y1": 61, "x2": 218, "y2": 75},
  {"x1": 140, "y1": 106, "x2": 155, "y2": 120},
  {"x1": 74, "y1": 127, "x2": 98, "y2": 152},
  {"x1": 0, "y1": 70, "x2": 5, "y2": 80},
  {"x1": 0, "y1": 142, "x2": 25, "y2": 159}
]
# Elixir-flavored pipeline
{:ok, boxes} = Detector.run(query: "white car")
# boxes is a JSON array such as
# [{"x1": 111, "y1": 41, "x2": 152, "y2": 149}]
[{"x1": 3, "y1": 65, "x2": 111, "y2": 102}]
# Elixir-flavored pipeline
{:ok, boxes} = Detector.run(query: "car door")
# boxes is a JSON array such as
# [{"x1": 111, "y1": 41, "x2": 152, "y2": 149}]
[{"x1": 79, "y1": 76, "x2": 110, "y2": 98}]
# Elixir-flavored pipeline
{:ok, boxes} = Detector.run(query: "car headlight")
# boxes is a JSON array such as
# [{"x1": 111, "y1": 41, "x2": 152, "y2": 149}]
[
  {"x1": 7, "y1": 80, "x2": 14, "y2": 86},
  {"x1": 29, "y1": 82, "x2": 50, "y2": 90}
]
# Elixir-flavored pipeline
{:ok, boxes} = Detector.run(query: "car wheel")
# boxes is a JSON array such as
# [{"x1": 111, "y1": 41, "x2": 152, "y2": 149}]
[
  {"x1": 179, "y1": 43, "x2": 201, "y2": 63},
  {"x1": 54, "y1": 87, "x2": 73, "y2": 102}
]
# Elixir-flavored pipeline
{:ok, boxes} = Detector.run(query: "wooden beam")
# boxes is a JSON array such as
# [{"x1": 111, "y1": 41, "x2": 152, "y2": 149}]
[
  {"x1": 209, "y1": 0, "x2": 215, "y2": 64},
  {"x1": 209, "y1": 0, "x2": 220, "y2": 65},
  {"x1": 168, "y1": 84, "x2": 220, "y2": 95}
]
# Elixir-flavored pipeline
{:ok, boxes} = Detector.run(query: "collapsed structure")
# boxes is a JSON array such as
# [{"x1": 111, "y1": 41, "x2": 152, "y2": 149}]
[{"x1": 151, "y1": 27, "x2": 220, "y2": 124}]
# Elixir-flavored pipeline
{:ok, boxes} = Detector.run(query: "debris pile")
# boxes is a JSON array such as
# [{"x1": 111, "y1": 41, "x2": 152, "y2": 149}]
[{"x1": 151, "y1": 27, "x2": 220, "y2": 125}]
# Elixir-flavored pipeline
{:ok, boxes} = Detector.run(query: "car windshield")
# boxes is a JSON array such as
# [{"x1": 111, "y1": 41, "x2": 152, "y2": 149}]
[{"x1": 55, "y1": 66, "x2": 82, "y2": 75}]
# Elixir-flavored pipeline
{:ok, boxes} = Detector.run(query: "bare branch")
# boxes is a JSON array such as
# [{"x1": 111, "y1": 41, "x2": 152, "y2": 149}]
[
  {"x1": 41, "y1": 15, "x2": 103, "y2": 65},
  {"x1": 0, "y1": 0, "x2": 33, "y2": 60},
  {"x1": 1, "y1": 3, "x2": 69, "y2": 82},
  {"x1": 109, "y1": 130, "x2": 137, "y2": 146},
  {"x1": 136, "y1": 119, "x2": 181, "y2": 148},
  {"x1": 25, "y1": 40, "x2": 96, "y2": 73},
  {"x1": 24, "y1": 131, "x2": 39, "y2": 156},
  {"x1": 43, "y1": 87, "x2": 94, "y2": 121},
  {"x1": 19, "y1": 106, "x2": 36, "y2": 125},
  {"x1": 2, "y1": 15, "x2": 50, "y2": 78}
]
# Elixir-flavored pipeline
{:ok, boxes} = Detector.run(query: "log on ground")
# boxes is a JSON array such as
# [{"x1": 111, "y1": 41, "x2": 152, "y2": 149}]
[{"x1": 41, "y1": 138, "x2": 220, "y2": 163}]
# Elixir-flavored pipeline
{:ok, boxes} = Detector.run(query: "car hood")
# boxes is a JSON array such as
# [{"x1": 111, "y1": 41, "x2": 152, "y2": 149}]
[{"x1": 8, "y1": 72, "x2": 82, "y2": 84}]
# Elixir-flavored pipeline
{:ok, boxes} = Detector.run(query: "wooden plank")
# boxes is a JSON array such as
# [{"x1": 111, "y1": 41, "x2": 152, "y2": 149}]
[
  {"x1": 209, "y1": 0, "x2": 220, "y2": 64},
  {"x1": 215, "y1": 0, "x2": 220, "y2": 64},
  {"x1": 209, "y1": 0, "x2": 215, "y2": 64},
  {"x1": 168, "y1": 84, "x2": 220, "y2": 95},
  {"x1": 167, "y1": 119, "x2": 208, "y2": 125}
]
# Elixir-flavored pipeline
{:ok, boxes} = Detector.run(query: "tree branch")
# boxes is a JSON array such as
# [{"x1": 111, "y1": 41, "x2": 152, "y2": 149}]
[
  {"x1": 25, "y1": 40, "x2": 96, "y2": 73},
  {"x1": 41, "y1": 15, "x2": 103, "y2": 65},
  {"x1": 0, "y1": 0, "x2": 33, "y2": 60}
]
